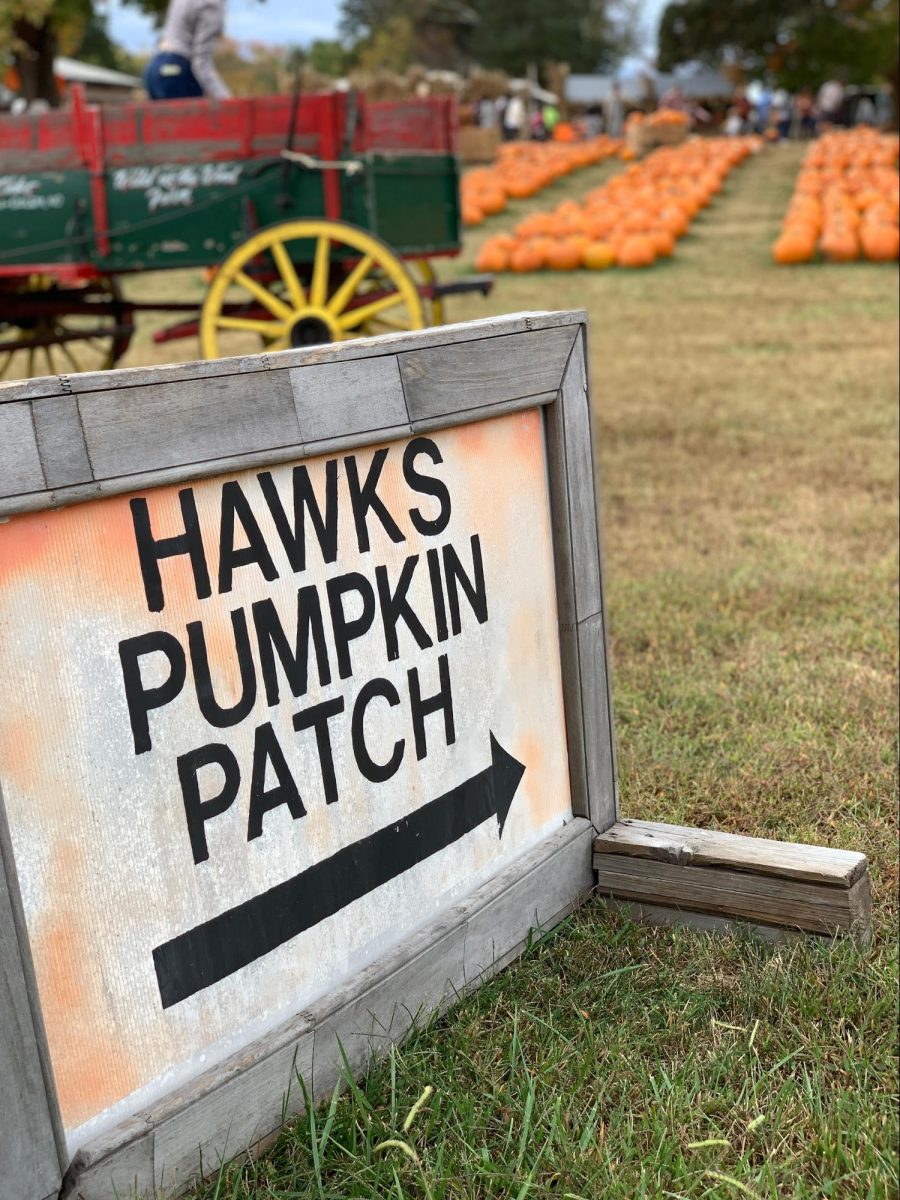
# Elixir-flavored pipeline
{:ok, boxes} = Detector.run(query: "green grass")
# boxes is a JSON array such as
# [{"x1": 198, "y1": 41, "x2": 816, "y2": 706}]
[{"x1": 169, "y1": 143, "x2": 898, "y2": 1199}]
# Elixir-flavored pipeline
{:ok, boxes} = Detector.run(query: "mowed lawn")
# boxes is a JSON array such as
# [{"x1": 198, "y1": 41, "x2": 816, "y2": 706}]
[{"x1": 117, "y1": 145, "x2": 898, "y2": 1199}]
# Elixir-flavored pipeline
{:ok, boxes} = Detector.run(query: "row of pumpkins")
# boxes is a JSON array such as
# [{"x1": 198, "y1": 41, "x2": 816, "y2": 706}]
[
  {"x1": 461, "y1": 137, "x2": 624, "y2": 227},
  {"x1": 474, "y1": 136, "x2": 761, "y2": 273},
  {"x1": 773, "y1": 129, "x2": 899, "y2": 264}
]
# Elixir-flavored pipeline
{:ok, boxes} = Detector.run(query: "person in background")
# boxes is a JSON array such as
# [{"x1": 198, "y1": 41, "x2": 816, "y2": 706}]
[
  {"x1": 502, "y1": 90, "x2": 526, "y2": 141},
  {"x1": 772, "y1": 89, "x2": 792, "y2": 139},
  {"x1": 585, "y1": 103, "x2": 603, "y2": 137},
  {"x1": 659, "y1": 83, "x2": 687, "y2": 112},
  {"x1": 755, "y1": 81, "x2": 773, "y2": 133},
  {"x1": 734, "y1": 87, "x2": 752, "y2": 132},
  {"x1": 817, "y1": 77, "x2": 845, "y2": 127},
  {"x1": 145, "y1": 0, "x2": 230, "y2": 100},
  {"x1": 794, "y1": 88, "x2": 817, "y2": 138},
  {"x1": 530, "y1": 107, "x2": 548, "y2": 140},
  {"x1": 478, "y1": 95, "x2": 498, "y2": 130},
  {"x1": 542, "y1": 101, "x2": 561, "y2": 137},
  {"x1": 723, "y1": 105, "x2": 743, "y2": 137},
  {"x1": 604, "y1": 81, "x2": 624, "y2": 137}
]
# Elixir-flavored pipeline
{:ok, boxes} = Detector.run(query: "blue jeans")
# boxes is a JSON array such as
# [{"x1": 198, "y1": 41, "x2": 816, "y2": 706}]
[{"x1": 145, "y1": 52, "x2": 203, "y2": 100}]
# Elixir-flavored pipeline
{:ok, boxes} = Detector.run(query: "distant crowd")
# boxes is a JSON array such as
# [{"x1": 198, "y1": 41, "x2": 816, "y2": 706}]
[{"x1": 468, "y1": 76, "x2": 889, "y2": 144}]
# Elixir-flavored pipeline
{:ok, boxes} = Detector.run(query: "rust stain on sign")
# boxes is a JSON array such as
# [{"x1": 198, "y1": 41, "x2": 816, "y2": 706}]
[{"x1": 0, "y1": 408, "x2": 572, "y2": 1154}]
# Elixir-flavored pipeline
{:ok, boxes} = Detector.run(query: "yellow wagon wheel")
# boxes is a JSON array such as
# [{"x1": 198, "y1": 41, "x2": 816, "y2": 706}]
[
  {"x1": 200, "y1": 219, "x2": 427, "y2": 360},
  {"x1": 410, "y1": 259, "x2": 444, "y2": 327}
]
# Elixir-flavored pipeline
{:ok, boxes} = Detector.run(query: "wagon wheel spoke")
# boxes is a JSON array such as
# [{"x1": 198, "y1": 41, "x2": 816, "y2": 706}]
[
  {"x1": 309, "y1": 236, "x2": 332, "y2": 307},
  {"x1": 55, "y1": 336, "x2": 83, "y2": 375},
  {"x1": 232, "y1": 271, "x2": 294, "y2": 322},
  {"x1": 216, "y1": 315, "x2": 289, "y2": 337},
  {"x1": 338, "y1": 292, "x2": 404, "y2": 332},
  {"x1": 42, "y1": 346, "x2": 55, "y2": 376},
  {"x1": 270, "y1": 241, "x2": 306, "y2": 310},
  {"x1": 26, "y1": 346, "x2": 35, "y2": 378},
  {"x1": 0, "y1": 351, "x2": 13, "y2": 380},
  {"x1": 326, "y1": 255, "x2": 375, "y2": 317},
  {"x1": 364, "y1": 315, "x2": 415, "y2": 333}
]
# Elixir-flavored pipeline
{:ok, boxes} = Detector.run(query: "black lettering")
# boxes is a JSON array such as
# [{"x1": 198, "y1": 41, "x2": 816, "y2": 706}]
[
  {"x1": 187, "y1": 608, "x2": 257, "y2": 728},
  {"x1": 252, "y1": 589, "x2": 331, "y2": 707},
  {"x1": 130, "y1": 490, "x2": 211, "y2": 613},
  {"x1": 345, "y1": 449, "x2": 405, "y2": 553},
  {"x1": 408, "y1": 653, "x2": 455, "y2": 761},
  {"x1": 351, "y1": 678, "x2": 404, "y2": 783},
  {"x1": 403, "y1": 437, "x2": 451, "y2": 536},
  {"x1": 118, "y1": 631, "x2": 187, "y2": 755},
  {"x1": 218, "y1": 481, "x2": 279, "y2": 594},
  {"x1": 426, "y1": 547, "x2": 448, "y2": 643},
  {"x1": 443, "y1": 535, "x2": 488, "y2": 636},
  {"x1": 178, "y1": 743, "x2": 240, "y2": 864},
  {"x1": 375, "y1": 555, "x2": 433, "y2": 662},
  {"x1": 247, "y1": 722, "x2": 306, "y2": 841},
  {"x1": 326, "y1": 572, "x2": 376, "y2": 680},
  {"x1": 293, "y1": 697, "x2": 345, "y2": 805},
  {"x1": 258, "y1": 461, "x2": 338, "y2": 571}
]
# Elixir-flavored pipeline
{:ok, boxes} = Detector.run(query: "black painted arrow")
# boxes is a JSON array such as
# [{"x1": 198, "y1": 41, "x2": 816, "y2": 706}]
[{"x1": 153, "y1": 733, "x2": 525, "y2": 1008}]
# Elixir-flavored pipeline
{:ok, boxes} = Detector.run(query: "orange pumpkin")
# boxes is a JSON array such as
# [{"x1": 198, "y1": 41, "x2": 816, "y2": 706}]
[
  {"x1": 546, "y1": 238, "x2": 584, "y2": 271},
  {"x1": 860, "y1": 223, "x2": 899, "y2": 262},
  {"x1": 773, "y1": 232, "x2": 815, "y2": 265},
  {"x1": 509, "y1": 241, "x2": 543, "y2": 273},
  {"x1": 477, "y1": 187, "x2": 506, "y2": 216},
  {"x1": 820, "y1": 227, "x2": 859, "y2": 262},
  {"x1": 475, "y1": 241, "x2": 510, "y2": 272},
  {"x1": 617, "y1": 234, "x2": 656, "y2": 268},
  {"x1": 649, "y1": 229, "x2": 675, "y2": 258},
  {"x1": 583, "y1": 241, "x2": 616, "y2": 270}
]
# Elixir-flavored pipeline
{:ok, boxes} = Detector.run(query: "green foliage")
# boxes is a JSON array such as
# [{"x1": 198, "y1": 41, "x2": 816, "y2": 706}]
[
  {"x1": 468, "y1": 0, "x2": 625, "y2": 76},
  {"x1": 306, "y1": 38, "x2": 352, "y2": 77},
  {"x1": 658, "y1": 0, "x2": 900, "y2": 90},
  {"x1": 339, "y1": 0, "x2": 635, "y2": 76},
  {"x1": 119, "y1": 0, "x2": 168, "y2": 27},
  {"x1": 76, "y1": 9, "x2": 127, "y2": 70}
]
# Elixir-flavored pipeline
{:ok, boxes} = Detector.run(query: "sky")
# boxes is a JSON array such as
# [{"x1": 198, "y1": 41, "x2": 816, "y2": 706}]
[
  {"x1": 107, "y1": 0, "x2": 343, "y2": 54},
  {"x1": 107, "y1": 0, "x2": 668, "y2": 62}
]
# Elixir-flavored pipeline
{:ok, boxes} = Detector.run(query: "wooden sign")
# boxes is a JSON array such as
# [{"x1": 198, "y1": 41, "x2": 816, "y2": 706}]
[{"x1": 0, "y1": 312, "x2": 616, "y2": 1200}]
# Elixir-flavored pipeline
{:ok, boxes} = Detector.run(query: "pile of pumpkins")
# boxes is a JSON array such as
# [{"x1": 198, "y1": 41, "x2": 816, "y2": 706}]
[
  {"x1": 773, "y1": 129, "x2": 899, "y2": 264},
  {"x1": 474, "y1": 136, "x2": 760, "y2": 273},
  {"x1": 461, "y1": 137, "x2": 623, "y2": 227}
]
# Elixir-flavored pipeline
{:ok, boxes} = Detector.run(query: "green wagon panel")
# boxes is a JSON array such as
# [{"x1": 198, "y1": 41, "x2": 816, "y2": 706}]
[
  {"x1": 1, "y1": 152, "x2": 461, "y2": 275},
  {"x1": 0, "y1": 170, "x2": 92, "y2": 267},
  {"x1": 343, "y1": 154, "x2": 460, "y2": 256}
]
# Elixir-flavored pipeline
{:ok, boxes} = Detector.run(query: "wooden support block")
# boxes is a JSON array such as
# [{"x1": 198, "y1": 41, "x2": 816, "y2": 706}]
[{"x1": 593, "y1": 819, "x2": 871, "y2": 940}]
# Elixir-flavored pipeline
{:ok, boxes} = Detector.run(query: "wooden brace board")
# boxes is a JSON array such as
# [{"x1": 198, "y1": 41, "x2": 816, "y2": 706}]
[
  {"x1": 0, "y1": 311, "x2": 617, "y2": 1200},
  {"x1": 594, "y1": 820, "x2": 871, "y2": 941}
]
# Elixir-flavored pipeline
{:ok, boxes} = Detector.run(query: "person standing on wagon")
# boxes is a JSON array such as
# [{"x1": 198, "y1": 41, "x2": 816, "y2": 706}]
[{"x1": 145, "y1": 0, "x2": 231, "y2": 100}]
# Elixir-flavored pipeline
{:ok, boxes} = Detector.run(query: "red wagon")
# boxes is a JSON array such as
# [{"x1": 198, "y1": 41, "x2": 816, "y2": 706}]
[{"x1": 0, "y1": 86, "x2": 490, "y2": 378}]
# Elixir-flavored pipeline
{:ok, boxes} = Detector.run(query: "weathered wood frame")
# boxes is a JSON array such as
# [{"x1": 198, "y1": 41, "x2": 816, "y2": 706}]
[{"x1": 0, "y1": 310, "x2": 616, "y2": 1200}]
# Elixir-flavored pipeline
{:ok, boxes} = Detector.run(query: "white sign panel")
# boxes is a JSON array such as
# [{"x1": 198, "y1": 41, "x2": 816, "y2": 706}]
[{"x1": 0, "y1": 408, "x2": 572, "y2": 1153}]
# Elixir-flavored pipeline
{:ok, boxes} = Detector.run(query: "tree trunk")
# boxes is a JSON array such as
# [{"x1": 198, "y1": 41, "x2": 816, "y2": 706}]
[{"x1": 13, "y1": 17, "x2": 61, "y2": 108}]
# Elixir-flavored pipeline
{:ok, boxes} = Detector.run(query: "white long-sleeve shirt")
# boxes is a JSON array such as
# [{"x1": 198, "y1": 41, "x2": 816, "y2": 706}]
[{"x1": 160, "y1": 0, "x2": 230, "y2": 99}]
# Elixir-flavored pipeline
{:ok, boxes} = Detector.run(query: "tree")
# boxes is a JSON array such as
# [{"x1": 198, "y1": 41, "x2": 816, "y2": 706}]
[
  {"x1": 1, "y1": 0, "x2": 91, "y2": 104},
  {"x1": 340, "y1": 0, "x2": 636, "y2": 78},
  {"x1": 468, "y1": 0, "x2": 631, "y2": 76},
  {"x1": 307, "y1": 38, "x2": 352, "y2": 77},
  {"x1": 658, "y1": 0, "x2": 899, "y2": 93}
]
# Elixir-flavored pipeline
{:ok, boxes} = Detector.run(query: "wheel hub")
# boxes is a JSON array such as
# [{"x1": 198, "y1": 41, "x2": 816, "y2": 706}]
[{"x1": 289, "y1": 314, "x2": 333, "y2": 347}]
